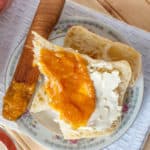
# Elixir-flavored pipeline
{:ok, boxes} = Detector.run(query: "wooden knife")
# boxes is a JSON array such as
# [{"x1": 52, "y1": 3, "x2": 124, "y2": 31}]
[{"x1": 2, "y1": 0, "x2": 65, "y2": 120}]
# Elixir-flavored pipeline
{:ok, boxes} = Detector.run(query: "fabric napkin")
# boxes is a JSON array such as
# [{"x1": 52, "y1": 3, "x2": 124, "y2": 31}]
[{"x1": 0, "y1": 0, "x2": 150, "y2": 150}]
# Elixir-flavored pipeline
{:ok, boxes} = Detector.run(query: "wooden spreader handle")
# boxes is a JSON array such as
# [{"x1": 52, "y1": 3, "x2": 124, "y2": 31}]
[{"x1": 2, "y1": 0, "x2": 65, "y2": 120}]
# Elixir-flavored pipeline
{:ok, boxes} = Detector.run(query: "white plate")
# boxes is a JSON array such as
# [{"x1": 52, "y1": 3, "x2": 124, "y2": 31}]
[{"x1": 6, "y1": 17, "x2": 144, "y2": 150}]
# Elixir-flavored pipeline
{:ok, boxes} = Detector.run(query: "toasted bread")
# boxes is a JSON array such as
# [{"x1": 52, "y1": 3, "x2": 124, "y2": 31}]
[
  {"x1": 30, "y1": 32, "x2": 132, "y2": 139},
  {"x1": 64, "y1": 26, "x2": 141, "y2": 86}
]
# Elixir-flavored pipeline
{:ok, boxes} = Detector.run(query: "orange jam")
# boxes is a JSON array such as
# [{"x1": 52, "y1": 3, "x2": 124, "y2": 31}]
[{"x1": 39, "y1": 48, "x2": 96, "y2": 129}]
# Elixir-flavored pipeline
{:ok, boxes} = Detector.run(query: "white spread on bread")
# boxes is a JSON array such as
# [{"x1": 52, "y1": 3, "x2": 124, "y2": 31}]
[
  {"x1": 56, "y1": 62, "x2": 122, "y2": 131},
  {"x1": 31, "y1": 61, "x2": 122, "y2": 132},
  {"x1": 88, "y1": 69, "x2": 122, "y2": 130},
  {"x1": 31, "y1": 45, "x2": 123, "y2": 133}
]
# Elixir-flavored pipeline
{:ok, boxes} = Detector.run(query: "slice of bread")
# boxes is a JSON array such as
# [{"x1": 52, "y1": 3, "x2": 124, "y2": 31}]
[
  {"x1": 30, "y1": 32, "x2": 132, "y2": 139},
  {"x1": 58, "y1": 60, "x2": 131, "y2": 139},
  {"x1": 64, "y1": 26, "x2": 141, "y2": 86}
]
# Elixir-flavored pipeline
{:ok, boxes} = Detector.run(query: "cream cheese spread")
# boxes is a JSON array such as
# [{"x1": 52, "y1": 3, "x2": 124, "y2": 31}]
[
  {"x1": 59, "y1": 63, "x2": 122, "y2": 132},
  {"x1": 87, "y1": 70, "x2": 122, "y2": 130}
]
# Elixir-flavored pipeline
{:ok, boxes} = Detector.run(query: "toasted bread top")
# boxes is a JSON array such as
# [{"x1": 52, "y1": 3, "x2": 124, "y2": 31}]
[
  {"x1": 31, "y1": 32, "x2": 132, "y2": 139},
  {"x1": 64, "y1": 26, "x2": 141, "y2": 86}
]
